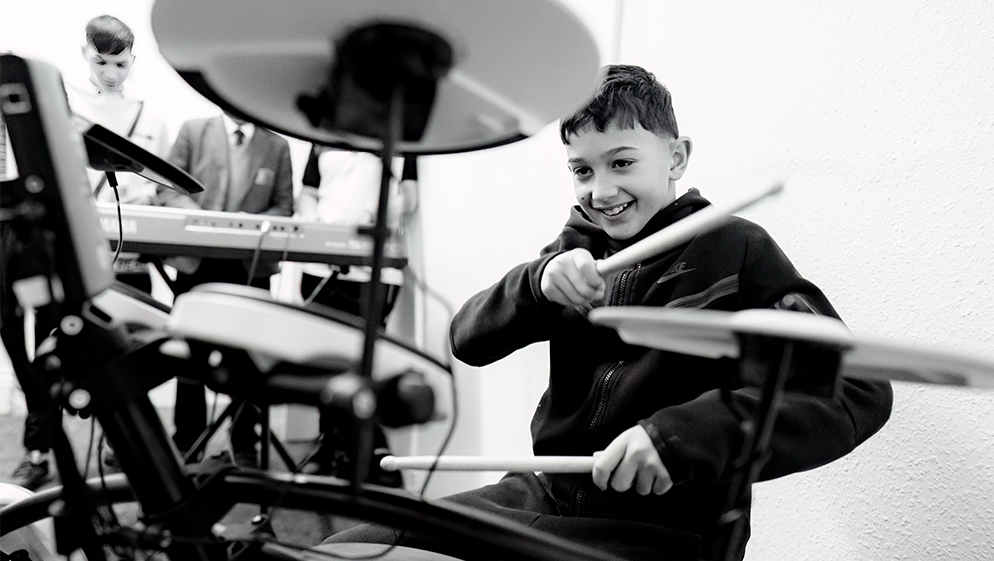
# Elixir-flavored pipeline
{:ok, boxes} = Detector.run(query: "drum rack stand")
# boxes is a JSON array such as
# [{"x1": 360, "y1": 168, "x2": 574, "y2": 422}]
[{"x1": 715, "y1": 332, "x2": 843, "y2": 561}]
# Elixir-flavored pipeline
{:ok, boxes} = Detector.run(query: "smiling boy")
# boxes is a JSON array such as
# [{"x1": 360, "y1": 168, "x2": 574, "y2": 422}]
[
  {"x1": 448, "y1": 65, "x2": 892, "y2": 560},
  {"x1": 326, "y1": 65, "x2": 893, "y2": 561},
  {"x1": 541, "y1": 122, "x2": 690, "y2": 309}
]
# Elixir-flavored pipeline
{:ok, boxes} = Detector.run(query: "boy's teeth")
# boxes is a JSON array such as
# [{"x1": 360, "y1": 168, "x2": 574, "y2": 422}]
[{"x1": 603, "y1": 202, "x2": 629, "y2": 216}]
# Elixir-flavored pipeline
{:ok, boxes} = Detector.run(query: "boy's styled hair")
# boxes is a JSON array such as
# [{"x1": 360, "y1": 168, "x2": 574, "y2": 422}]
[
  {"x1": 85, "y1": 15, "x2": 134, "y2": 55},
  {"x1": 560, "y1": 64, "x2": 679, "y2": 144}
]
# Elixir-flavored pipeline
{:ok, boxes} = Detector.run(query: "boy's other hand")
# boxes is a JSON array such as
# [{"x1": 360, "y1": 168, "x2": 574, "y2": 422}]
[
  {"x1": 540, "y1": 248, "x2": 606, "y2": 307},
  {"x1": 592, "y1": 425, "x2": 673, "y2": 496}
]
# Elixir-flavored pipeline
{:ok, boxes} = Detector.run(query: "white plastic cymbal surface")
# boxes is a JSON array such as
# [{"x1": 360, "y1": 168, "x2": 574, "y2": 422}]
[
  {"x1": 150, "y1": 0, "x2": 601, "y2": 154},
  {"x1": 589, "y1": 307, "x2": 994, "y2": 389},
  {"x1": 588, "y1": 307, "x2": 856, "y2": 360}
]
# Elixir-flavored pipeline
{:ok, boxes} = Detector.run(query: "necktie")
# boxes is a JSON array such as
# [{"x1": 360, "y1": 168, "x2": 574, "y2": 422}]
[{"x1": 234, "y1": 127, "x2": 245, "y2": 146}]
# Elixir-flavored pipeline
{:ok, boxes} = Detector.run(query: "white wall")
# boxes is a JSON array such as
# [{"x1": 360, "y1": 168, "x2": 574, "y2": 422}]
[{"x1": 3, "y1": 1, "x2": 994, "y2": 559}]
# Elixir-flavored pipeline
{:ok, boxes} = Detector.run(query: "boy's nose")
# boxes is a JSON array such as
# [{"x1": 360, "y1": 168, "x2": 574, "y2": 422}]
[{"x1": 590, "y1": 178, "x2": 620, "y2": 203}]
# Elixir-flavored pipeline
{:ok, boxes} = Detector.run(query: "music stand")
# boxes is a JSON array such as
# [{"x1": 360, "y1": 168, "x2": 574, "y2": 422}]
[{"x1": 82, "y1": 123, "x2": 204, "y2": 195}]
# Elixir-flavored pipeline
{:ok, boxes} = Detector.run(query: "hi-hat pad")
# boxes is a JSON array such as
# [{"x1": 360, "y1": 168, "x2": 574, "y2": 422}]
[{"x1": 151, "y1": 0, "x2": 602, "y2": 154}]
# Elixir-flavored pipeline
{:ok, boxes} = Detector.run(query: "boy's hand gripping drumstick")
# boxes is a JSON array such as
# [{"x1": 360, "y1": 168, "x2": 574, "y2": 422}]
[{"x1": 594, "y1": 182, "x2": 784, "y2": 276}]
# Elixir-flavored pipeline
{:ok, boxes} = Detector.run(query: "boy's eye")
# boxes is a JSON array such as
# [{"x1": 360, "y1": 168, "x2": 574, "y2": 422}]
[
  {"x1": 572, "y1": 166, "x2": 592, "y2": 178},
  {"x1": 612, "y1": 159, "x2": 633, "y2": 169}
]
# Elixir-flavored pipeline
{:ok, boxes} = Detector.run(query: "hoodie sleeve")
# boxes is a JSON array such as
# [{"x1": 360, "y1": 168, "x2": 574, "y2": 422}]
[
  {"x1": 640, "y1": 225, "x2": 893, "y2": 485},
  {"x1": 449, "y1": 252, "x2": 565, "y2": 366},
  {"x1": 449, "y1": 216, "x2": 603, "y2": 367}
]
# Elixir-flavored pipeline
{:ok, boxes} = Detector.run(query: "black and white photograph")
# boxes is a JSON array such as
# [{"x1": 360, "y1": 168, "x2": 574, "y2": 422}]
[{"x1": 2, "y1": 1, "x2": 992, "y2": 560}]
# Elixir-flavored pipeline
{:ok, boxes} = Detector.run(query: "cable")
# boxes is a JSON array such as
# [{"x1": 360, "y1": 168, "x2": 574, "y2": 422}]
[
  {"x1": 303, "y1": 268, "x2": 339, "y2": 306},
  {"x1": 246, "y1": 220, "x2": 272, "y2": 284},
  {"x1": 108, "y1": 172, "x2": 123, "y2": 265},
  {"x1": 379, "y1": 261, "x2": 460, "y2": 500},
  {"x1": 401, "y1": 262, "x2": 456, "y2": 357},
  {"x1": 82, "y1": 416, "x2": 97, "y2": 480},
  {"x1": 263, "y1": 261, "x2": 458, "y2": 560}
]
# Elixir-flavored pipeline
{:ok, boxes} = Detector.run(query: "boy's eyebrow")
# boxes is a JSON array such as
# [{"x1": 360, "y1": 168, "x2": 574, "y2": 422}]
[{"x1": 567, "y1": 146, "x2": 638, "y2": 165}]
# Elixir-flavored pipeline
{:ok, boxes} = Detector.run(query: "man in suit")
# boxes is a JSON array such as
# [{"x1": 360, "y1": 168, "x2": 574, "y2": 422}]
[
  {"x1": 159, "y1": 112, "x2": 294, "y2": 292},
  {"x1": 158, "y1": 111, "x2": 294, "y2": 465}
]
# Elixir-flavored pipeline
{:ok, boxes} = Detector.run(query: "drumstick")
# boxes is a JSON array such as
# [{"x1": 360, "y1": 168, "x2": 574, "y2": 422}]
[
  {"x1": 380, "y1": 455, "x2": 597, "y2": 473},
  {"x1": 595, "y1": 181, "x2": 784, "y2": 275}
]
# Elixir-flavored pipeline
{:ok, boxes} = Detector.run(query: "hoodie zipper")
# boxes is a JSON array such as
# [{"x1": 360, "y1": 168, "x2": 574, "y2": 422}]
[
  {"x1": 572, "y1": 486, "x2": 585, "y2": 516},
  {"x1": 589, "y1": 360, "x2": 624, "y2": 431},
  {"x1": 588, "y1": 262, "x2": 639, "y2": 431},
  {"x1": 615, "y1": 262, "x2": 641, "y2": 306},
  {"x1": 577, "y1": 360, "x2": 624, "y2": 518},
  {"x1": 576, "y1": 262, "x2": 640, "y2": 514}
]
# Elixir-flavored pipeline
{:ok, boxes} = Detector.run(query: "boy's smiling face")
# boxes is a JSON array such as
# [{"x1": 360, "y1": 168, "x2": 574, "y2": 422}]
[{"x1": 566, "y1": 122, "x2": 689, "y2": 240}]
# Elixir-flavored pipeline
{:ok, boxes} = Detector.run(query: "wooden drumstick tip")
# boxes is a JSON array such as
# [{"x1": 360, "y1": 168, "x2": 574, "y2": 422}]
[{"x1": 380, "y1": 455, "x2": 399, "y2": 472}]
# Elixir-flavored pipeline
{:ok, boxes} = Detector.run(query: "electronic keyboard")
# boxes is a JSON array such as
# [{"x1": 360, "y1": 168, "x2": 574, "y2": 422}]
[{"x1": 96, "y1": 202, "x2": 406, "y2": 267}]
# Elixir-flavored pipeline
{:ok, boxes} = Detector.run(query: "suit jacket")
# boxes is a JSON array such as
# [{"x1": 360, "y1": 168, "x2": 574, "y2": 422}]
[
  {"x1": 158, "y1": 116, "x2": 294, "y2": 275},
  {"x1": 159, "y1": 115, "x2": 294, "y2": 215}
]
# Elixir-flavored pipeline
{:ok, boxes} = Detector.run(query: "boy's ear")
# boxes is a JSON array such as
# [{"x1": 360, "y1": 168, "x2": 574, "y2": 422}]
[{"x1": 669, "y1": 136, "x2": 693, "y2": 180}]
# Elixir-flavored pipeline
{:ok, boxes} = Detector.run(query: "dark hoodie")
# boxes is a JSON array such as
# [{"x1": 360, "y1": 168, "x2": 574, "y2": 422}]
[{"x1": 450, "y1": 189, "x2": 893, "y2": 560}]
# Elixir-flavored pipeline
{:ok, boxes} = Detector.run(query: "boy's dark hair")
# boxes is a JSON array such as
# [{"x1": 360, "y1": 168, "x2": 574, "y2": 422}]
[
  {"x1": 560, "y1": 64, "x2": 679, "y2": 144},
  {"x1": 85, "y1": 15, "x2": 134, "y2": 55}
]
